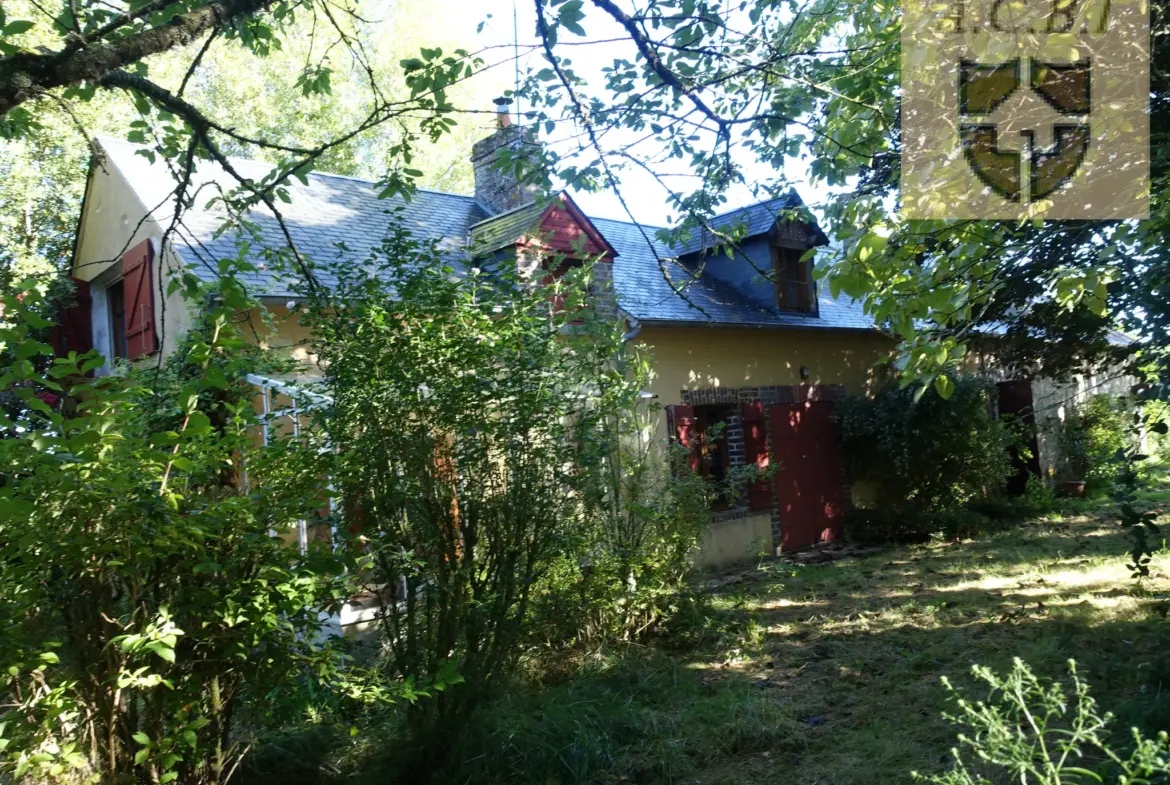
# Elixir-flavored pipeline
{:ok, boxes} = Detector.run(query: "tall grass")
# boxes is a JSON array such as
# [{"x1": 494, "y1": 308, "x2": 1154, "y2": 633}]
[{"x1": 345, "y1": 650, "x2": 796, "y2": 785}]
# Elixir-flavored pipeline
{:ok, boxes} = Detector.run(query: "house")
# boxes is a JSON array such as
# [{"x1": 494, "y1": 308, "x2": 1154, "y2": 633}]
[{"x1": 59, "y1": 118, "x2": 929, "y2": 569}]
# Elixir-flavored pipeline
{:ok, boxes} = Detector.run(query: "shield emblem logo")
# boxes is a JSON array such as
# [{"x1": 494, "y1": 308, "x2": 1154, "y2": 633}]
[{"x1": 958, "y1": 58, "x2": 1091, "y2": 203}]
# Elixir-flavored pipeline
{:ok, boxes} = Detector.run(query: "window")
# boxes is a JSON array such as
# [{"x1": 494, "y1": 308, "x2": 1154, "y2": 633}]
[
  {"x1": 540, "y1": 256, "x2": 585, "y2": 319},
  {"x1": 668, "y1": 401, "x2": 772, "y2": 512},
  {"x1": 693, "y1": 404, "x2": 735, "y2": 508},
  {"x1": 108, "y1": 279, "x2": 127, "y2": 359},
  {"x1": 773, "y1": 245, "x2": 816, "y2": 313}
]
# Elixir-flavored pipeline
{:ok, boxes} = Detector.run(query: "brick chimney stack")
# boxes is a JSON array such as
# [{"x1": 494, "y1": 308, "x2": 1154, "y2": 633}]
[{"x1": 471, "y1": 107, "x2": 538, "y2": 215}]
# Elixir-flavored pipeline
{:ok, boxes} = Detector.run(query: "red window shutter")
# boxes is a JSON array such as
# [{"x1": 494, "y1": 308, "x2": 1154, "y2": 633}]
[
  {"x1": 742, "y1": 402, "x2": 772, "y2": 510},
  {"x1": 51, "y1": 277, "x2": 93, "y2": 358},
  {"x1": 666, "y1": 404, "x2": 700, "y2": 472},
  {"x1": 122, "y1": 240, "x2": 157, "y2": 359}
]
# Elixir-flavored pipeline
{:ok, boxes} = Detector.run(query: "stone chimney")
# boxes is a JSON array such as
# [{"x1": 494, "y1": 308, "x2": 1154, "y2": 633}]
[{"x1": 471, "y1": 109, "x2": 538, "y2": 215}]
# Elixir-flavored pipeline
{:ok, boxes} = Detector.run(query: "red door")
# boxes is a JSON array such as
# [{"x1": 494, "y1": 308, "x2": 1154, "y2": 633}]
[{"x1": 769, "y1": 401, "x2": 847, "y2": 550}]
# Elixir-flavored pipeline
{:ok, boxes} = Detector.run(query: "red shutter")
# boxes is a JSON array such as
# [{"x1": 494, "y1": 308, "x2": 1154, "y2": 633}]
[
  {"x1": 51, "y1": 277, "x2": 93, "y2": 358},
  {"x1": 742, "y1": 402, "x2": 772, "y2": 510},
  {"x1": 122, "y1": 240, "x2": 157, "y2": 359},
  {"x1": 666, "y1": 404, "x2": 699, "y2": 472}
]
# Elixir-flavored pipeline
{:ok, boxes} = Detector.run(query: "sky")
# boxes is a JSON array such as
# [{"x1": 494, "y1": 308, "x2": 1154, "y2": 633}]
[{"x1": 418, "y1": 0, "x2": 837, "y2": 227}]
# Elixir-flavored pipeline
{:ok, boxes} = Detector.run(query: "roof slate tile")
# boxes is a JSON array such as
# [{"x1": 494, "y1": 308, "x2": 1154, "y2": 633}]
[{"x1": 95, "y1": 137, "x2": 874, "y2": 332}]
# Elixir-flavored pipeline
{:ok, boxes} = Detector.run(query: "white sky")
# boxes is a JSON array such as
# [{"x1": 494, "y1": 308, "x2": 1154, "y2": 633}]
[{"x1": 424, "y1": 0, "x2": 835, "y2": 226}]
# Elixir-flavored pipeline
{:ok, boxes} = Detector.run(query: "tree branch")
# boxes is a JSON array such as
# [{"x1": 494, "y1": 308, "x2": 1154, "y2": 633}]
[{"x1": 0, "y1": 0, "x2": 276, "y2": 116}]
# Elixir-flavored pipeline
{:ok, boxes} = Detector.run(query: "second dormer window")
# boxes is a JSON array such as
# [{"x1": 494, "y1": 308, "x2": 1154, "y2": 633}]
[{"x1": 773, "y1": 245, "x2": 816, "y2": 313}]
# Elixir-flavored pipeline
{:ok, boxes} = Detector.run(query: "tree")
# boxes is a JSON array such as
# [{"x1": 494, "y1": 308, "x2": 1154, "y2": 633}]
[
  {"x1": 0, "y1": 274, "x2": 370, "y2": 784},
  {"x1": 508, "y1": 0, "x2": 1165, "y2": 392},
  {"x1": 0, "y1": 0, "x2": 502, "y2": 300}
]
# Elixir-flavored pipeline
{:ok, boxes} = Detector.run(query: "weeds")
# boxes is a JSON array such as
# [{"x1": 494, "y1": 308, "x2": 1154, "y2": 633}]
[{"x1": 916, "y1": 658, "x2": 1170, "y2": 784}]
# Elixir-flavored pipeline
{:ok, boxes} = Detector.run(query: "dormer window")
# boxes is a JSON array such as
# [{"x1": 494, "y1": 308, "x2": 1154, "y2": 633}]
[{"x1": 773, "y1": 244, "x2": 816, "y2": 314}]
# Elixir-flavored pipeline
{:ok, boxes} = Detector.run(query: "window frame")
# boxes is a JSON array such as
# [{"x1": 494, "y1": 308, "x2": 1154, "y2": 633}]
[
  {"x1": 108, "y1": 277, "x2": 128, "y2": 360},
  {"x1": 771, "y1": 243, "x2": 818, "y2": 315},
  {"x1": 692, "y1": 403, "x2": 736, "y2": 510}
]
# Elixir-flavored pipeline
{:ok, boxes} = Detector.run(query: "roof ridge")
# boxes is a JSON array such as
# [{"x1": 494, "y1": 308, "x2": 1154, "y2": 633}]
[
  {"x1": 94, "y1": 135, "x2": 479, "y2": 202},
  {"x1": 708, "y1": 192, "x2": 796, "y2": 221}
]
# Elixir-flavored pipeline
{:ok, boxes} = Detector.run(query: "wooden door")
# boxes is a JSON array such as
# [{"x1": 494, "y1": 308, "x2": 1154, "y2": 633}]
[{"x1": 769, "y1": 401, "x2": 846, "y2": 550}]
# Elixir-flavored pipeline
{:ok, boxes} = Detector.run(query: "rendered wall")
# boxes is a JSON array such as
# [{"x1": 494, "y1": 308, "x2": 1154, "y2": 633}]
[
  {"x1": 697, "y1": 512, "x2": 774, "y2": 570},
  {"x1": 637, "y1": 325, "x2": 894, "y2": 415},
  {"x1": 1030, "y1": 371, "x2": 1138, "y2": 480},
  {"x1": 638, "y1": 325, "x2": 893, "y2": 570},
  {"x1": 241, "y1": 304, "x2": 323, "y2": 376},
  {"x1": 73, "y1": 155, "x2": 193, "y2": 362}
]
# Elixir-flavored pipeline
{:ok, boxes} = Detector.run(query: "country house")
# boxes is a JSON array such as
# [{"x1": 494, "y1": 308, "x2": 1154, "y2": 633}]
[{"x1": 57, "y1": 117, "x2": 1126, "y2": 570}]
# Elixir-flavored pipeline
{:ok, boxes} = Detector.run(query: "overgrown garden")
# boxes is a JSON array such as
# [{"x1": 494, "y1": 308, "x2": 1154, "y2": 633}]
[{"x1": 2, "y1": 0, "x2": 1170, "y2": 780}]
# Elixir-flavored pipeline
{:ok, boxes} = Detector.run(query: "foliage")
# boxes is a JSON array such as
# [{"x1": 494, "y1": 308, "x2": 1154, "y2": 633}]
[
  {"x1": 0, "y1": 0, "x2": 497, "y2": 305},
  {"x1": 836, "y1": 377, "x2": 1015, "y2": 517},
  {"x1": 1060, "y1": 395, "x2": 1133, "y2": 489},
  {"x1": 530, "y1": 412, "x2": 721, "y2": 649},
  {"x1": 1020, "y1": 473, "x2": 1059, "y2": 513},
  {"x1": 0, "y1": 278, "x2": 365, "y2": 784},
  {"x1": 1112, "y1": 387, "x2": 1169, "y2": 581},
  {"x1": 307, "y1": 225, "x2": 710, "y2": 751},
  {"x1": 915, "y1": 658, "x2": 1170, "y2": 785}
]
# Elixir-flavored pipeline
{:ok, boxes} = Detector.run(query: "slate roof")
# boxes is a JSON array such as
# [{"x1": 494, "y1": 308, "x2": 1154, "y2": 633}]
[
  {"x1": 95, "y1": 138, "x2": 489, "y2": 297},
  {"x1": 93, "y1": 137, "x2": 874, "y2": 332},
  {"x1": 468, "y1": 200, "x2": 546, "y2": 253},
  {"x1": 595, "y1": 217, "x2": 873, "y2": 330},
  {"x1": 672, "y1": 192, "x2": 829, "y2": 255}
]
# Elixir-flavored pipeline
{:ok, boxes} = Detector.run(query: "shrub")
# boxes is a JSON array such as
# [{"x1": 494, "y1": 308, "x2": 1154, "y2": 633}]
[
  {"x1": 1060, "y1": 394, "x2": 1132, "y2": 491},
  {"x1": 0, "y1": 279, "x2": 361, "y2": 784},
  {"x1": 531, "y1": 417, "x2": 722, "y2": 649},
  {"x1": 915, "y1": 658, "x2": 1170, "y2": 784},
  {"x1": 309, "y1": 227, "x2": 712, "y2": 749},
  {"x1": 836, "y1": 378, "x2": 1015, "y2": 515}
]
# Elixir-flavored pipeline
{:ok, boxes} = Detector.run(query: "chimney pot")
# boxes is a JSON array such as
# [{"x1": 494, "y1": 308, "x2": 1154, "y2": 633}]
[{"x1": 497, "y1": 110, "x2": 512, "y2": 128}]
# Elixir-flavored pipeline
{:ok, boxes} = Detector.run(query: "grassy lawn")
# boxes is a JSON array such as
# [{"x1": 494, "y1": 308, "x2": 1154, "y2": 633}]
[{"x1": 424, "y1": 500, "x2": 1170, "y2": 785}]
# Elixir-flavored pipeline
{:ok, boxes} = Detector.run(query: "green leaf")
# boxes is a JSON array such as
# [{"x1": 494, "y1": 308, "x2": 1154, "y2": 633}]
[
  {"x1": 145, "y1": 642, "x2": 176, "y2": 663},
  {"x1": 934, "y1": 374, "x2": 954, "y2": 399},
  {"x1": 185, "y1": 410, "x2": 213, "y2": 437},
  {"x1": 132, "y1": 732, "x2": 152, "y2": 746},
  {"x1": 558, "y1": 0, "x2": 586, "y2": 35},
  {"x1": 203, "y1": 366, "x2": 228, "y2": 389},
  {"x1": 3, "y1": 19, "x2": 35, "y2": 35}
]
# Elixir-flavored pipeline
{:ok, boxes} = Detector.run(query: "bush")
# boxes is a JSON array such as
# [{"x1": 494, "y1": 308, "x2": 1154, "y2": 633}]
[
  {"x1": 0, "y1": 279, "x2": 361, "y2": 784},
  {"x1": 836, "y1": 378, "x2": 1015, "y2": 516},
  {"x1": 1060, "y1": 393, "x2": 1132, "y2": 492},
  {"x1": 915, "y1": 658, "x2": 1170, "y2": 784},
  {"x1": 309, "y1": 228, "x2": 712, "y2": 751}
]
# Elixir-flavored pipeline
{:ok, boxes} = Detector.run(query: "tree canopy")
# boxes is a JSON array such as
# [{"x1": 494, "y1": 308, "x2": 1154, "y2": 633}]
[{"x1": 0, "y1": 0, "x2": 1164, "y2": 387}]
